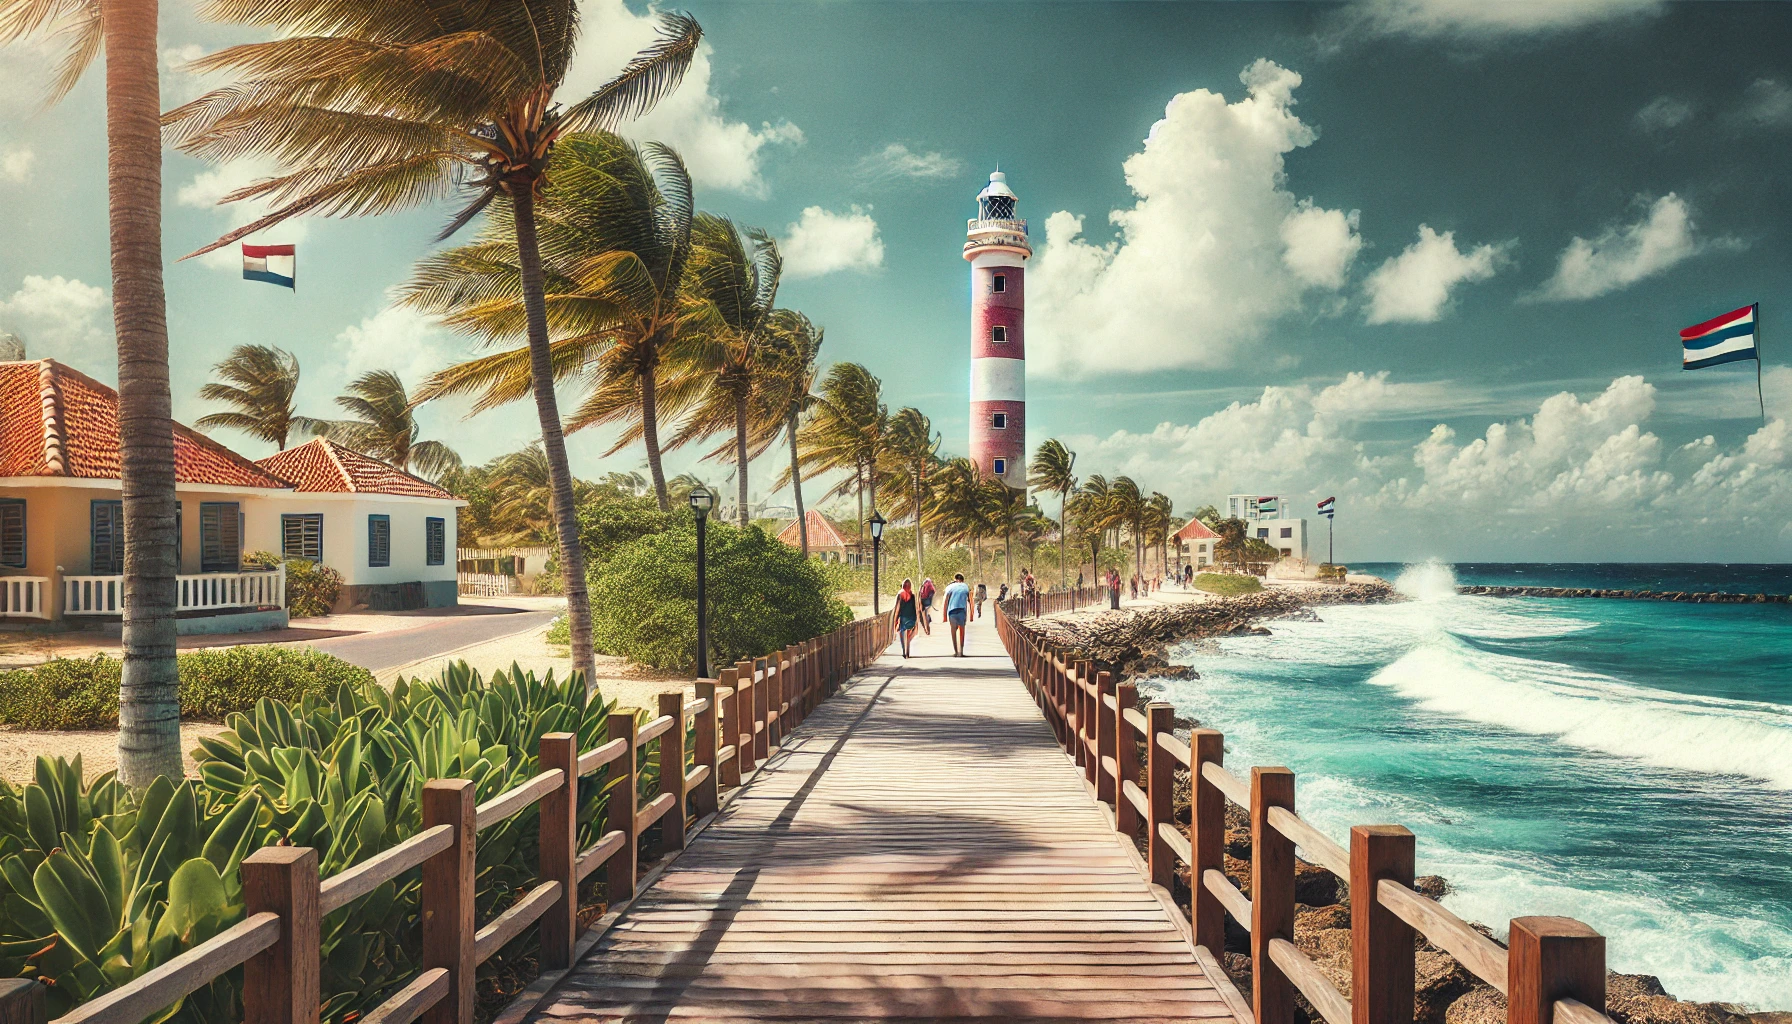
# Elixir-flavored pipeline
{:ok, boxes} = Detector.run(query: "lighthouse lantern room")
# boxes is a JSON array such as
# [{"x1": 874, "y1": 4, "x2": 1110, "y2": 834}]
[{"x1": 964, "y1": 170, "x2": 1030, "y2": 492}]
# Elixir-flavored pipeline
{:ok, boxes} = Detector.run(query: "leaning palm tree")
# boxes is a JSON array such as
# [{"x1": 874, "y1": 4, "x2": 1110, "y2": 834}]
[
  {"x1": 311, "y1": 370, "x2": 462, "y2": 478},
  {"x1": 881, "y1": 408, "x2": 940, "y2": 575},
  {"x1": 795, "y1": 362, "x2": 889, "y2": 549},
  {"x1": 1146, "y1": 492, "x2": 1174, "y2": 579},
  {"x1": 196, "y1": 344, "x2": 319, "y2": 450},
  {"x1": 757, "y1": 311, "x2": 824, "y2": 554},
  {"x1": 2, "y1": 0, "x2": 183, "y2": 782},
  {"x1": 1029, "y1": 439, "x2": 1077, "y2": 589},
  {"x1": 1070, "y1": 474, "x2": 1114, "y2": 578},
  {"x1": 1109, "y1": 476, "x2": 1145, "y2": 578},
  {"x1": 405, "y1": 133, "x2": 710, "y2": 512},
  {"x1": 163, "y1": 0, "x2": 704, "y2": 688}
]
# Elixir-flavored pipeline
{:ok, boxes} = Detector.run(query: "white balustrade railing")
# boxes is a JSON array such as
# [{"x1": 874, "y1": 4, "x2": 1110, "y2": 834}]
[
  {"x1": 457, "y1": 571, "x2": 516, "y2": 596},
  {"x1": 0, "y1": 576, "x2": 50, "y2": 619},
  {"x1": 64, "y1": 566, "x2": 286, "y2": 616}
]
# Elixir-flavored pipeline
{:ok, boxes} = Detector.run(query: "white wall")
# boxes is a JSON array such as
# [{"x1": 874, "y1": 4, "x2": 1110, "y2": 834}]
[{"x1": 248, "y1": 494, "x2": 460, "y2": 586}]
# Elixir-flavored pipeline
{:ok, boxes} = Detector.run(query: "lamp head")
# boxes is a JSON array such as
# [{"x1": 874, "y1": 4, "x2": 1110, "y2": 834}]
[
  {"x1": 688, "y1": 486, "x2": 714, "y2": 516},
  {"x1": 867, "y1": 510, "x2": 886, "y2": 540}
]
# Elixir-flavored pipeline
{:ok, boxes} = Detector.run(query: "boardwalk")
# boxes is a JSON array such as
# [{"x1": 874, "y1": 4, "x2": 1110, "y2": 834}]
[{"x1": 530, "y1": 614, "x2": 1248, "y2": 1023}]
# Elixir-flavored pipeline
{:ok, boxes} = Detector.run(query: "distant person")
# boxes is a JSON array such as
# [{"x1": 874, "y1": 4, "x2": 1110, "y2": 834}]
[
  {"x1": 894, "y1": 578, "x2": 918, "y2": 658},
  {"x1": 1130, "y1": 574, "x2": 1138, "y2": 600},
  {"x1": 997, "y1": 582, "x2": 1009, "y2": 603},
  {"x1": 918, "y1": 577, "x2": 936, "y2": 634},
  {"x1": 975, "y1": 582, "x2": 987, "y2": 618},
  {"x1": 1109, "y1": 569, "x2": 1122, "y2": 610},
  {"x1": 943, "y1": 573, "x2": 971, "y2": 656},
  {"x1": 1077, "y1": 571, "x2": 1085, "y2": 589}
]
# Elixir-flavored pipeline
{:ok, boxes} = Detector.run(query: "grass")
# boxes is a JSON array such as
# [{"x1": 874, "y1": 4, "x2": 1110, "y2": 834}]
[{"x1": 1194, "y1": 572, "x2": 1263, "y2": 596}]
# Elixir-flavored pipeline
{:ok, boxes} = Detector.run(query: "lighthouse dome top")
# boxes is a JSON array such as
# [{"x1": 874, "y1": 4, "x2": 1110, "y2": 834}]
[
  {"x1": 976, "y1": 170, "x2": 1018, "y2": 220},
  {"x1": 977, "y1": 170, "x2": 1017, "y2": 200}
]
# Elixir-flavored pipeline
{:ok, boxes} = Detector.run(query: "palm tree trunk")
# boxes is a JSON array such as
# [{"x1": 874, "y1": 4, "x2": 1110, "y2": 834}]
[
  {"x1": 108, "y1": 0, "x2": 180, "y2": 787},
  {"x1": 639, "y1": 365, "x2": 670, "y2": 512},
  {"x1": 912, "y1": 471, "x2": 924, "y2": 575},
  {"x1": 733, "y1": 389, "x2": 750, "y2": 528},
  {"x1": 512, "y1": 189, "x2": 596, "y2": 687},
  {"x1": 787, "y1": 409, "x2": 807, "y2": 556},
  {"x1": 1057, "y1": 494, "x2": 1067, "y2": 589},
  {"x1": 1003, "y1": 526, "x2": 1013, "y2": 583}
]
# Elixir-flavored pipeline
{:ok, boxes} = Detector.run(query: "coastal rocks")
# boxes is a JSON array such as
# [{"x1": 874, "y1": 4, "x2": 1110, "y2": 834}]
[
  {"x1": 1443, "y1": 974, "x2": 1763, "y2": 1024},
  {"x1": 1458, "y1": 585, "x2": 1790, "y2": 604}
]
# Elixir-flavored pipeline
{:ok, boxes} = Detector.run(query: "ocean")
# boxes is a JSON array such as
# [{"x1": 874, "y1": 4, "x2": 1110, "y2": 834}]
[{"x1": 1147, "y1": 562, "x2": 1792, "y2": 1009}]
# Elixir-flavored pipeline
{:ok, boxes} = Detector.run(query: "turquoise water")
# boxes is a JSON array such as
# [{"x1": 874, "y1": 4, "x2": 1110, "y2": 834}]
[{"x1": 1149, "y1": 562, "x2": 1792, "y2": 1008}]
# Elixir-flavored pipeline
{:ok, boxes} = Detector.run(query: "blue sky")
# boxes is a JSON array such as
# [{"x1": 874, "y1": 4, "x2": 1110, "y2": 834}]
[{"x1": 2, "y1": 0, "x2": 1791, "y2": 560}]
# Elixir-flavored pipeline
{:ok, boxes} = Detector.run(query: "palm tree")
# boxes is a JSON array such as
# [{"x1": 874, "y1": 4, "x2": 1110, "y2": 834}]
[
  {"x1": 485, "y1": 444, "x2": 590, "y2": 544},
  {"x1": 1146, "y1": 492, "x2": 1174, "y2": 579},
  {"x1": 1029, "y1": 439, "x2": 1077, "y2": 589},
  {"x1": 757, "y1": 311, "x2": 824, "y2": 554},
  {"x1": 2, "y1": 0, "x2": 184, "y2": 783},
  {"x1": 794, "y1": 362, "x2": 889, "y2": 550},
  {"x1": 1070, "y1": 475, "x2": 1114, "y2": 579},
  {"x1": 405, "y1": 133, "x2": 708, "y2": 512},
  {"x1": 988, "y1": 483, "x2": 1031, "y2": 584},
  {"x1": 670, "y1": 215, "x2": 784, "y2": 527},
  {"x1": 925, "y1": 458, "x2": 993, "y2": 580},
  {"x1": 881, "y1": 408, "x2": 940, "y2": 576},
  {"x1": 1109, "y1": 476, "x2": 1146, "y2": 579},
  {"x1": 311, "y1": 370, "x2": 462, "y2": 478},
  {"x1": 196, "y1": 344, "x2": 319, "y2": 450},
  {"x1": 164, "y1": 0, "x2": 704, "y2": 689}
]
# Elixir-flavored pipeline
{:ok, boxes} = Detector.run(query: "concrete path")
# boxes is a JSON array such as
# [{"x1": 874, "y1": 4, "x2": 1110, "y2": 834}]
[
  {"x1": 307, "y1": 604, "x2": 557, "y2": 673},
  {"x1": 529, "y1": 613, "x2": 1244, "y2": 1023}
]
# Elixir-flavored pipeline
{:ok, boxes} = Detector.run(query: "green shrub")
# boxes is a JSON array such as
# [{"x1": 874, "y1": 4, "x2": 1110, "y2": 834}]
[
  {"x1": 285, "y1": 558, "x2": 343, "y2": 617},
  {"x1": 589, "y1": 520, "x2": 852, "y2": 671},
  {"x1": 1195, "y1": 572, "x2": 1263, "y2": 596},
  {"x1": 0, "y1": 647, "x2": 372, "y2": 729},
  {"x1": 545, "y1": 614, "x2": 570, "y2": 645}
]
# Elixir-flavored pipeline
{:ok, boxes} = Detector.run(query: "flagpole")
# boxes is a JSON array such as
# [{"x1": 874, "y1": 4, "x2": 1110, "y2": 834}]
[{"x1": 1756, "y1": 302, "x2": 1766, "y2": 423}]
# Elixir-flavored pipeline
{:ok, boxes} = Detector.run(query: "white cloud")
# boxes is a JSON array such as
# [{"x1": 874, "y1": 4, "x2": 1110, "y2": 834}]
[
  {"x1": 562, "y1": 0, "x2": 801, "y2": 197},
  {"x1": 1534, "y1": 193, "x2": 1703, "y2": 302},
  {"x1": 0, "y1": 275, "x2": 112, "y2": 364},
  {"x1": 0, "y1": 144, "x2": 34, "y2": 183},
  {"x1": 1736, "y1": 78, "x2": 1792, "y2": 128},
  {"x1": 780, "y1": 205, "x2": 884, "y2": 279},
  {"x1": 159, "y1": 44, "x2": 210, "y2": 106},
  {"x1": 1029, "y1": 60, "x2": 1363, "y2": 376},
  {"x1": 333, "y1": 304, "x2": 466, "y2": 388},
  {"x1": 1362, "y1": 225, "x2": 1505, "y2": 324},
  {"x1": 1355, "y1": 0, "x2": 1661, "y2": 37},
  {"x1": 1635, "y1": 96, "x2": 1694, "y2": 132},
  {"x1": 176, "y1": 157, "x2": 313, "y2": 271},
  {"x1": 857, "y1": 143, "x2": 963, "y2": 181}
]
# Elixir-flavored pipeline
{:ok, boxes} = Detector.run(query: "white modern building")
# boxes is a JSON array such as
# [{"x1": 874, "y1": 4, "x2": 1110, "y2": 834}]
[{"x1": 1226, "y1": 493, "x2": 1309, "y2": 562}]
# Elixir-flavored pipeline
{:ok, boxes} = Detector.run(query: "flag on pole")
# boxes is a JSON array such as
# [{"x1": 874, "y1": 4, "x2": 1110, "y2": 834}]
[
  {"x1": 1256, "y1": 495, "x2": 1278, "y2": 514},
  {"x1": 242, "y1": 244, "x2": 296, "y2": 289},
  {"x1": 1317, "y1": 496, "x2": 1335, "y2": 519},
  {"x1": 1680, "y1": 303, "x2": 1757, "y2": 369}
]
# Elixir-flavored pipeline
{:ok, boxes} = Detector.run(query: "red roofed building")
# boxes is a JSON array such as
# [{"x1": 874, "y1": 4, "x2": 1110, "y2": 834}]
[
  {"x1": 775, "y1": 509, "x2": 859, "y2": 563},
  {"x1": 1174, "y1": 517, "x2": 1221, "y2": 569}
]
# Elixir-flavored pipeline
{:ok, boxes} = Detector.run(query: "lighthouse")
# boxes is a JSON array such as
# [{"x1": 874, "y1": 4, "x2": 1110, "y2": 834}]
[{"x1": 964, "y1": 170, "x2": 1031, "y2": 492}]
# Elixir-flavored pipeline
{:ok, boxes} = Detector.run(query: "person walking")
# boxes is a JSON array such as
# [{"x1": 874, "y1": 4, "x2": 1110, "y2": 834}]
[
  {"x1": 918, "y1": 577, "x2": 936, "y2": 635},
  {"x1": 894, "y1": 578, "x2": 919, "y2": 658},
  {"x1": 997, "y1": 582, "x2": 1009, "y2": 603},
  {"x1": 943, "y1": 573, "x2": 971, "y2": 656},
  {"x1": 975, "y1": 582, "x2": 987, "y2": 619},
  {"x1": 1108, "y1": 569, "x2": 1121, "y2": 610}
]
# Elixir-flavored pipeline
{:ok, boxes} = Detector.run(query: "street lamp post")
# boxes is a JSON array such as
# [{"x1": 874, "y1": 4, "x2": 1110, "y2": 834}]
[
  {"x1": 867, "y1": 510, "x2": 886, "y2": 615},
  {"x1": 689, "y1": 486, "x2": 714, "y2": 677}
]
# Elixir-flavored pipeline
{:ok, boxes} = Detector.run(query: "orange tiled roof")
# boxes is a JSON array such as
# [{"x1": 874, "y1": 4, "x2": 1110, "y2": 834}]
[
  {"x1": 0, "y1": 359, "x2": 290, "y2": 488},
  {"x1": 1175, "y1": 518, "x2": 1220, "y2": 542},
  {"x1": 776, "y1": 509, "x2": 850, "y2": 549},
  {"x1": 257, "y1": 437, "x2": 454, "y2": 499}
]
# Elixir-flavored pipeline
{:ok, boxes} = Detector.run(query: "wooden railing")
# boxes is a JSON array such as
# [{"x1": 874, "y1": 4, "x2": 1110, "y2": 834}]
[
  {"x1": 63, "y1": 568, "x2": 285, "y2": 615},
  {"x1": 0, "y1": 575, "x2": 50, "y2": 619},
  {"x1": 0, "y1": 611, "x2": 896, "y2": 1024},
  {"x1": 1007, "y1": 584, "x2": 1102, "y2": 618},
  {"x1": 993, "y1": 603, "x2": 1617, "y2": 1024},
  {"x1": 456, "y1": 572, "x2": 516, "y2": 596}
]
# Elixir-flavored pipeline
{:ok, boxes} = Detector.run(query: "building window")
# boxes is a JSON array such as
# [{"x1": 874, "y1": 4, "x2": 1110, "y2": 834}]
[
  {"x1": 200, "y1": 502, "x2": 241, "y2": 572},
  {"x1": 0, "y1": 499, "x2": 23, "y2": 568},
  {"x1": 992, "y1": 457, "x2": 1007, "y2": 476},
  {"x1": 91, "y1": 500, "x2": 124, "y2": 575},
  {"x1": 993, "y1": 274, "x2": 1006, "y2": 293},
  {"x1": 992, "y1": 325, "x2": 1007, "y2": 343},
  {"x1": 1280, "y1": 527, "x2": 1293, "y2": 539},
  {"x1": 1256, "y1": 527, "x2": 1269, "y2": 539},
  {"x1": 368, "y1": 515, "x2": 391, "y2": 567},
  {"x1": 282, "y1": 514, "x2": 323, "y2": 562},
  {"x1": 992, "y1": 412, "x2": 1007, "y2": 429},
  {"x1": 426, "y1": 517, "x2": 446, "y2": 566}
]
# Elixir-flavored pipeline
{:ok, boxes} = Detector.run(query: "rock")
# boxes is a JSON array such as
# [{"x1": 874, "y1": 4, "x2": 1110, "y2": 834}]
[
  {"x1": 1445, "y1": 985, "x2": 1505, "y2": 1024},
  {"x1": 1221, "y1": 951, "x2": 1253, "y2": 995},
  {"x1": 1604, "y1": 973, "x2": 1754, "y2": 1024},
  {"x1": 1297, "y1": 903, "x2": 1350, "y2": 932},
  {"x1": 1415, "y1": 948, "x2": 1479, "y2": 1024},
  {"x1": 1295, "y1": 858, "x2": 1342, "y2": 906},
  {"x1": 1414, "y1": 874, "x2": 1452, "y2": 900},
  {"x1": 1227, "y1": 624, "x2": 1273, "y2": 636}
]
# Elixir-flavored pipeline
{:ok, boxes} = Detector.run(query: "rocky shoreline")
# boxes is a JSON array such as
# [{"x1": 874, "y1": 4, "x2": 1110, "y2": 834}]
[{"x1": 1458, "y1": 585, "x2": 1790, "y2": 604}]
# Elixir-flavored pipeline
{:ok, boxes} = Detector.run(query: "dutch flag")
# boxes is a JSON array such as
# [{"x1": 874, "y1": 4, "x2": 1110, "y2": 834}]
[
  {"x1": 242, "y1": 243, "x2": 296, "y2": 289},
  {"x1": 1257, "y1": 495, "x2": 1278, "y2": 514},
  {"x1": 1317, "y1": 497, "x2": 1335, "y2": 519},
  {"x1": 1681, "y1": 303, "x2": 1757, "y2": 370}
]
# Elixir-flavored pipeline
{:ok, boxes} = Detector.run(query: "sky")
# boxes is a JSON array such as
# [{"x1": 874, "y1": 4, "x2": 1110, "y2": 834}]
[{"x1": 2, "y1": 0, "x2": 1792, "y2": 561}]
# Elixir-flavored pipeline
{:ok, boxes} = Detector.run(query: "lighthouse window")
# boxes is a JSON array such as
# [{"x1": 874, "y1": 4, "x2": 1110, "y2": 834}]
[
  {"x1": 993, "y1": 275, "x2": 1006, "y2": 293},
  {"x1": 992, "y1": 326, "x2": 1007, "y2": 343},
  {"x1": 992, "y1": 458, "x2": 1007, "y2": 475},
  {"x1": 992, "y1": 412, "x2": 1007, "y2": 429}
]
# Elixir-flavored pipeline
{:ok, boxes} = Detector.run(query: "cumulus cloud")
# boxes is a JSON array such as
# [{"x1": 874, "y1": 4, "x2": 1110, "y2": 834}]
[
  {"x1": 1069, "y1": 371, "x2": 1792, "y2": 559},
  {"x1": 857, "y1": 143, "x2": 963, "y2": 181},
  {"x1": 1028, "y1": 60, "x2": 1363, "y2": 375},
  {"x1": 563, "y1": 0, "x2": 801, "y2": 196},
  {"x1": 1533, "y1": 194, "x2": 1706, "y2": 302},
  {"x1": 1354, "y1": 0, "x2": 1661, "y2": 37},
  {"x1": 780, "y1": 206, "x2": 884, "y2": 279},
  {"x1": 0, "y1": 144, "x2": 34, "y2": 183},
  {"x1": 159, "y1": 44, "x2": 211, "y2": 106},
  {"x1": 1362, "y1": 226, "x2": 1505, "y2": 324},
  {"x1": 1635, "y1": 96, "x2": 1694, "y2": 132},
  {"x1": 333, "y1": 305, "x2": 465, "y2": 388},
  {"x1": 176, "y1": 157, "x2": 314, "y2": 271},
  {"x1": 0, "y1": 275, "x2": 112, "y2": 363}
]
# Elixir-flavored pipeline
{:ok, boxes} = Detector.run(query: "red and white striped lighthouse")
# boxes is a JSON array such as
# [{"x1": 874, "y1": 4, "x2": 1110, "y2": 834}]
[{"x1": 965, "y1": 170, "x2": 1030, "y2": 492}]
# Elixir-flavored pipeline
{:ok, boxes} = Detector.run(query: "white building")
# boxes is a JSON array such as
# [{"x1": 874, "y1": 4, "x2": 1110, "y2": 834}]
[{"x1": 1226, "y1": 493, "x2": 1308, "y2": 562}]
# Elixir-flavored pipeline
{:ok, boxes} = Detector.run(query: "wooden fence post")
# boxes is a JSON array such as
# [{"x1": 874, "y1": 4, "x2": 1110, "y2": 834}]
[
  {"x1": 658, "y1": 693, "x2": 688, "y2": 852},
  {"x1": 1191, "y1": 728, "x2": 1226, "y2": 952},
  {"x1": 1114, "y1": 679, "x2": 1139, "y2": 833},
  {"x1": 752, "y1": 657, "x2": 771, "y2": 762},
  {"x1": 242, "y1": 845, "x2": 320, "y2": 1024},
  {"x1": 0, "y1": 979, "x2": 44, "y2": 1024},
  {"x1": 1095, "y1": 671, "x2": 1117, "y2": 806},
  {"x1": 734, "y1": 660, "x2": 757, "y2": 772},
  {"x1": 717, "y1": 667, "x2": 743, "y2": 786},
  {"x1": 1508, "y1": 918, "x2": 1606, "y2": 1024},
  {"x1": 693, "y1": 680, "x2": 721, "y2": 816},
  {"x1": 605, "y1": 712, "x2": 639, "y2": 911},
  {"x1": 1251, "y1": 766, "x2": 1297, "y2": 1024},
  {"x1": 1351, "y1": 825, "x2": 1415, "y2": 1024},
  {"x1": 422, "y1": 779, "x2": 476, "y2": 1024},
  {"x1": 1146, "y1": 704, "x2": 1175, "y2": 890},
  {"x1": 537, "y1": 732, "x2": 579, "y2": 971},
  {"x1": 766, "y1": 653, "x2": 783, "y2": 748}
]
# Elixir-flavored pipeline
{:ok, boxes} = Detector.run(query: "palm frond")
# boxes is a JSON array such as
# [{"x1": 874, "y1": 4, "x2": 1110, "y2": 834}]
[{"x1": 557, "y1": 12, "x2": 700, "y2": 134}]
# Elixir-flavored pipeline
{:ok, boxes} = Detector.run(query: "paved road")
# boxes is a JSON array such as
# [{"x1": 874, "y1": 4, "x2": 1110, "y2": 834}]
[{"x1": 310, "y1": 606, "x2": 559, "y2": 673}]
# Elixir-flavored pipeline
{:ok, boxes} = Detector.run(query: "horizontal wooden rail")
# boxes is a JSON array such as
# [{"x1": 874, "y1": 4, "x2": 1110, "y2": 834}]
[
  {"x1": 1378, "y1": 879, "x2": 1510, "y2": 993},
  {"x1": 1157, "y1": 822, "x2": 1192, "y2": 864},
  {"x1": 1123, "y1": 707, "x2": 1149, "y2": 734},
  {"x1": 1155, "y1": 730, "x2": 1192, "y2": 767},
  {"x1": 1267, "y1": 938, "x2": 1350, "y2": 1024},
  {"x1": 686, "y1": 696, "x2": 711, "y2": 716},
  {"x1": 474, "y1": 880, "x2": 562, "y2": 962},
  {"x1": 1203, "y1": 868, "x2": 1252, "y2": 925},
  {"x1": 636, "y1": 792, "x2": 675, "y2": 833},
  {"x1": 320, "y1": 824, "x2": 454, "y2": 915},
  {"x1": 716, "y1": 743, "x2": 737, "y2": 764},
  {"x1": 1266, "y1": 805, "x2": 1349, "y2": 878},
  {"x1": 684, "y1": 764, "x2": 712, "y2": 790},
  {"x1": 578, "y1": 737, "x2": 627, "y2": 775},
  {"x1": 577, "y1": 830, "x2": 626, "y2": 882},
  {"x1": 359, "y1": 967, "x2": 447, "y2": 1024},
  {"x1": 51, "y1": 913, "x2": 279, "y2": 1024},
  {"x1": 475, "y1": 769, "x2": 564, "y2": 830},
  {"x1": 1201, "y1": 760, "x2": 1250, "y2": 807},
  {"x1": 636, "y1": 714, "x2": 676, "y2": 746},
  {"x1": 1121, "y1": 779, "x2": 1149, "y2": 819}
]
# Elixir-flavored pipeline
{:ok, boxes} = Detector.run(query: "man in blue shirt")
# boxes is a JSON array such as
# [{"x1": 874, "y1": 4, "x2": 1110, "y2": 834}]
[{"x1": 942, "y1": 573, "x2": 971, "y2": 656}]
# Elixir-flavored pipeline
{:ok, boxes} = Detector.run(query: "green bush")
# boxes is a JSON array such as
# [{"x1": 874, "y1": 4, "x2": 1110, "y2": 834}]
[
  {"x1": 285, "y1": 558, "x2": 343, "y2": 617},
  {"x1": 1194, "y1": 572, "x2": 1263, "y2": 596},
  {"x1": 589, "y1": 520, "x2": 852, "y2": 671},
  {"x1": 0, "y1": 647, "x2": 372, "y2": 729}
]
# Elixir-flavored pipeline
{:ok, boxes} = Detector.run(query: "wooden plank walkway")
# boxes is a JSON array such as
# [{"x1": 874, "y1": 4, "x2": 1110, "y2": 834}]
[{"x1": 529, "y1": 612, "x2": 1248, "y2": 1023}]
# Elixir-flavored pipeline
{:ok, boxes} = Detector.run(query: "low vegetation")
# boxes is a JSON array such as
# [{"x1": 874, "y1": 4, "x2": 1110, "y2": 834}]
[
  {"x1": 1194, "y1": 572, "x2": 1264, "y2": 596},
  {"x1": 244, "y1": 551, "x2": 344, "y2": 618}
]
